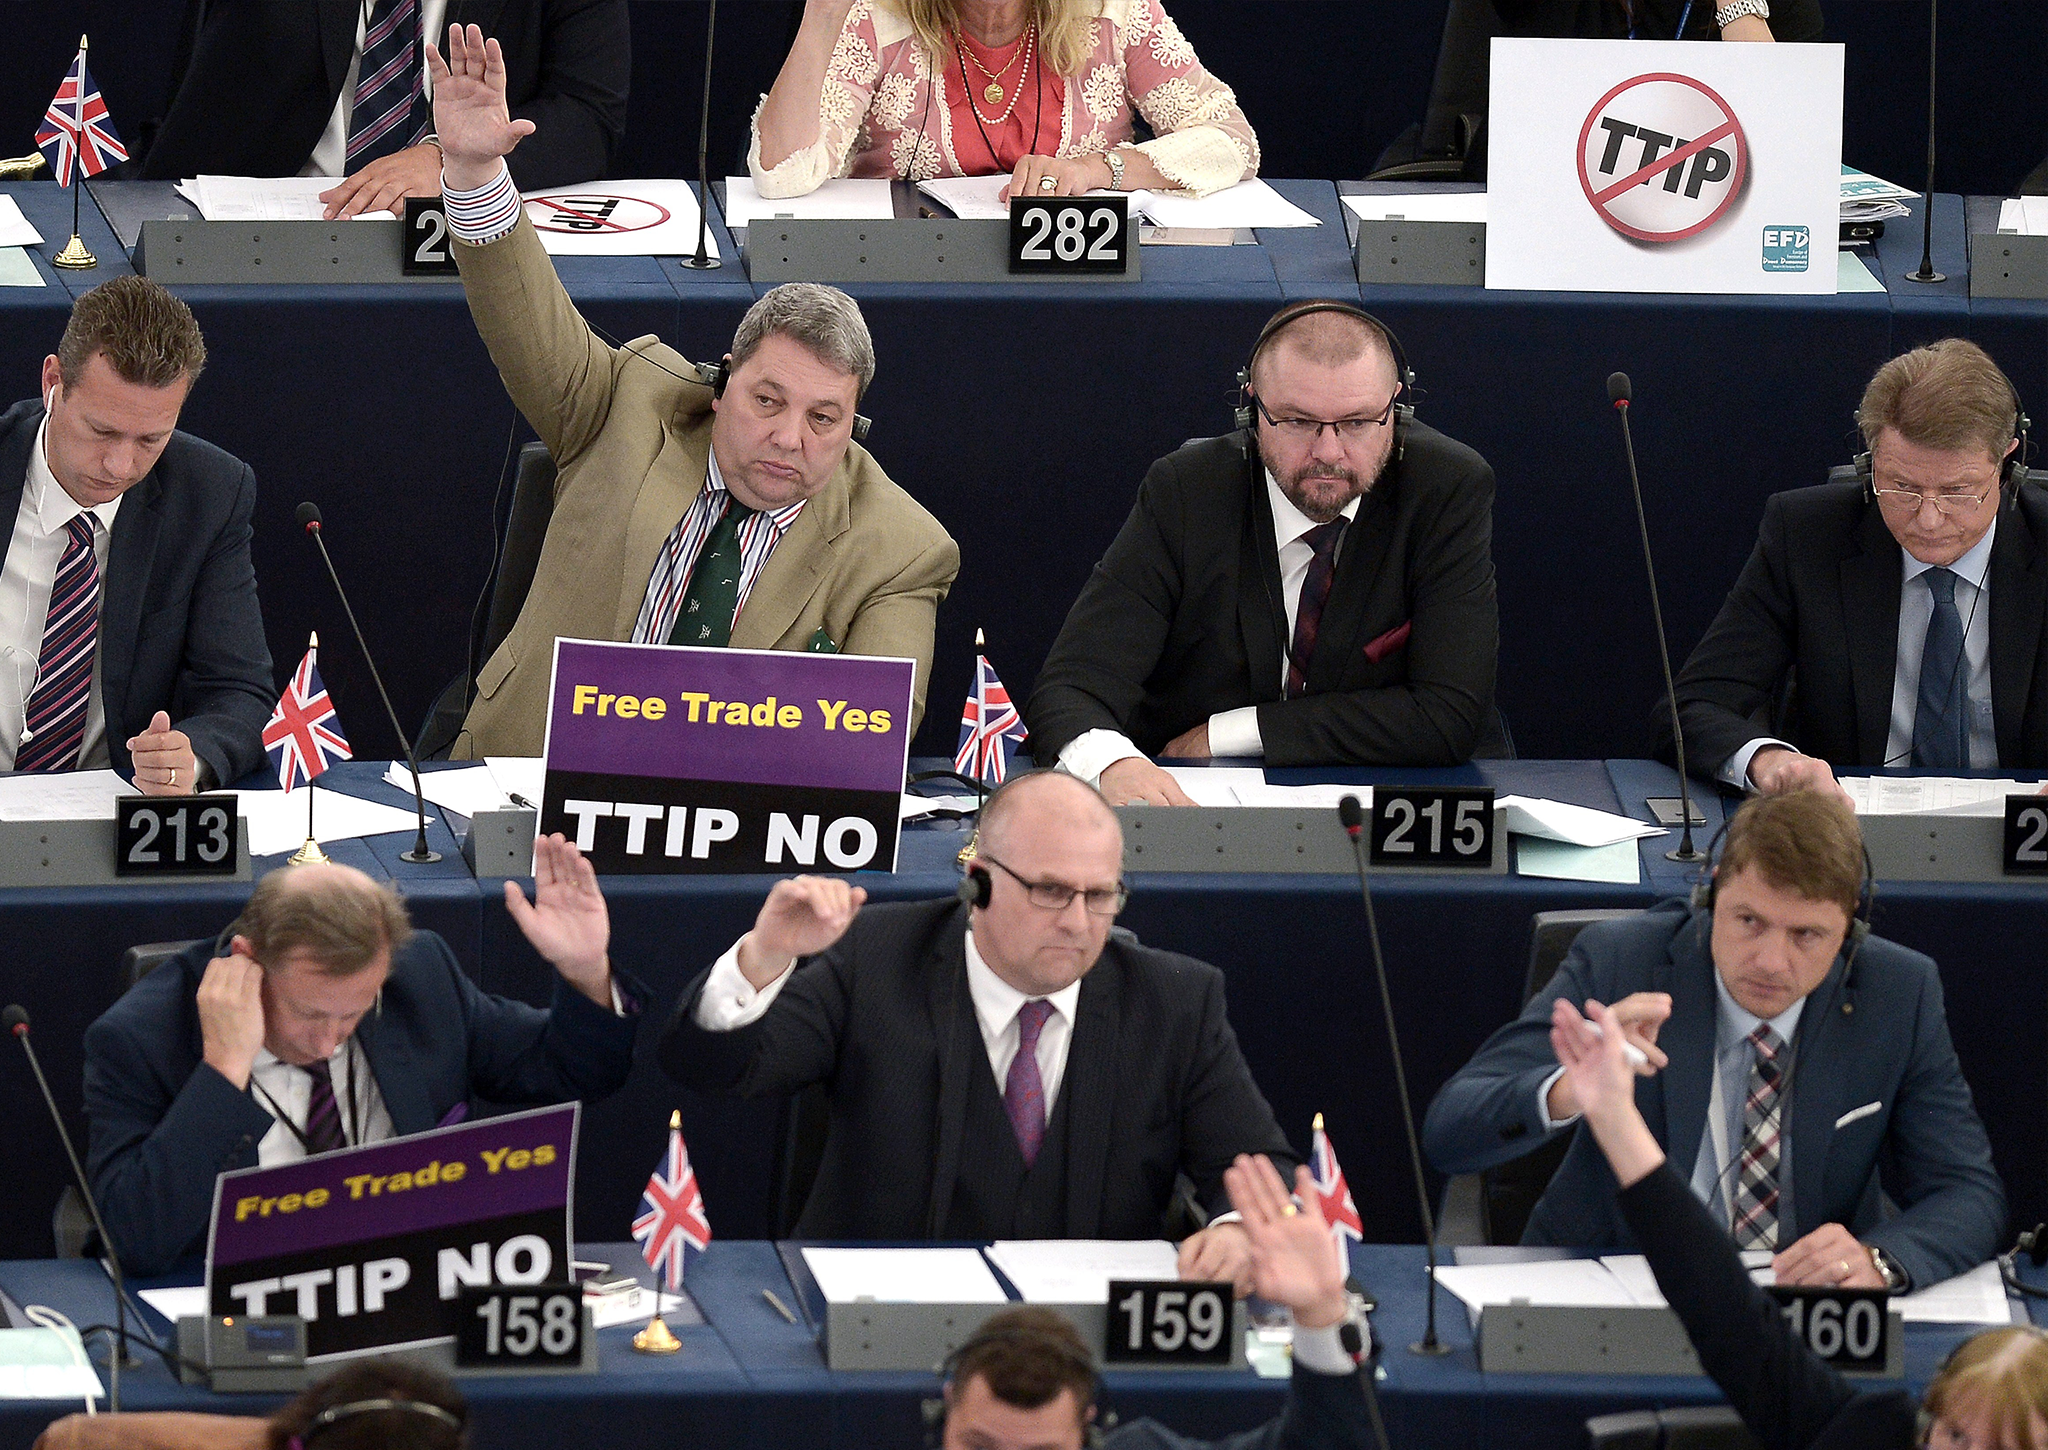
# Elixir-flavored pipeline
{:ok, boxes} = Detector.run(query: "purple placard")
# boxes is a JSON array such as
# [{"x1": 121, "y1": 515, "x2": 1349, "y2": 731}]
[
  {"x1": 542, "y1": 639, "x2": 913, "y2": 793},
  {"x1": 207, "y1": 1104, "x2": 576, "y2": 1270}
]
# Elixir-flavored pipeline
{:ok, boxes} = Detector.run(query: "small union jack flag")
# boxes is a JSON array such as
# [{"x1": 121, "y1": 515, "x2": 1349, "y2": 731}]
[
  {"x1": 1311, "y1": 1114, "x2": 1364, "y2": 1278},
  {"x1": 633, "y1": 1112, "x2": 712, "y2": 1292},
  {"x1": 955, "y1": 639, "x2": 1027, "y2": 786},
  {"x1": 37, "y1": 41, "x2": 127, "y2": 188},
  {"x1": 263, "y1": 637, "x2": 352, "y2": 794}
]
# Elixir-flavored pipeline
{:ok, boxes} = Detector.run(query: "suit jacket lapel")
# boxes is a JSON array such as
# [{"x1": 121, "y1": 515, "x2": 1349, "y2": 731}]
[
  {"x1": 730, "y1": 467, "x2": 850, "y2": 650},
  {"x1": 1235, "y1": 465, "x2": 1286, "y2": 704},
  {"x1": 0, "y1": 410, "x2": 34, "y2": 583},
  {"x1": 100, "y1": 471, "x2": 165, "y2": 732},
  {"x1": 1656, "y1": 912, "x2": 1718, "y2": 1190},
  {"x1": 611, "y1": 421, "x2": 711, "y2": 638},
  {"x1": 1989, "y1": 507, "x2": 2047, "y2": 766},
  {"x1": 355, "y1": 1013, "x2": 436, "y2": 1137},
  {"x1": 447, "y1": 0, "x2": 510, "y2": 32},
  {"x1": 318, "y1": 0, "x2": 360, "y2": 105},
  {"x1": 1786, "y1": 960, "x2": 1851, "y2": 1242},
  {"x1": 1839, "y1": 508, "x2": 1902, "y2": 763},
  {"x1": 1061, "y1": 952, "x2": 1124, "y2": 1238},
  {"x1": 1308, "y1": 488, "x2": 1392, "y2": 692},
  {"x1": 924, "y1": 915, "x2": 977, "y2": 1238}
]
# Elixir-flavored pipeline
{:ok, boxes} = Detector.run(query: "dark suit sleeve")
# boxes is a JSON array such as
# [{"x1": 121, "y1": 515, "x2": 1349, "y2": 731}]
[
  {"x1": 1617, "y1": 1164, "x2": 1917, "y2": 1450},
  {"x1": 657, "y1": 951, "x2": 851, "y2": 1098},
  {"x1": 1859, "y1": 964, "x2": 2007, "y2": 1290},
  {"x1": 448, "y1": 941, "x2": 643, "y2": 1105},
  {"x1": 1027, "y1": 452, "x2": 1192, "y2": 764},
  {"x1": 1667, "y1": 495, "x2": 1800, "y2": 781},
  {"x1": 1255, "y1": 457, "x2": 1497, "y2": 767},
  {"x1": 167, "y1": 459, "x2": 276, "y2": 787},
  {"x1": 502, "y1": 0, "x2": 631, "y2": 191},
  {"x1": 1104, "y1": 1364, "x2": 1375, "y2": 1450},
  {"x1": 1180, "y1": 968, "x2": 1298, "y2": 1219}
]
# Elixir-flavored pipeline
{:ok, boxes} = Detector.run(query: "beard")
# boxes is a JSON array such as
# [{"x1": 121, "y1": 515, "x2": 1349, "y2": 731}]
[{"x1": 1280, "y1": 459, "x2": 1374, "y2": 524}]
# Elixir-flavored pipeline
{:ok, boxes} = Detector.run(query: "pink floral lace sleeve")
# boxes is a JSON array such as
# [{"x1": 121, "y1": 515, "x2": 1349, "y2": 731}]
[{"x1": 1094, "y1": 0, "x2": 1258, "y2": 195}]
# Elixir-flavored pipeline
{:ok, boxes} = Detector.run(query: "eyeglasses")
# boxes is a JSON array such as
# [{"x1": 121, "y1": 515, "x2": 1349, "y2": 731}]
[
  {"x1": 1870, "y1": 484, "x2": 1994, "y2": 516},
  {"x1": 1250, "y1": 392, "x2": 1399, "y2": 444},
  {"x1": 978, "y1": 854, "x2": 1128, "y2": 916}
]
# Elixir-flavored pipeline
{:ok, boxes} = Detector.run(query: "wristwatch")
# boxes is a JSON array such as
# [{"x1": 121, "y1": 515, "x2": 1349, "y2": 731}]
[
  {"x1": 1868, "y1": 1245, "x2": 1909, "y2": 1293},
  {"x1": 1102, "y1": 148, "x2": 1127, "y2": 191},
  {"x1": 1715, "y1": 0, "x2": 1770, "y2": 28}
]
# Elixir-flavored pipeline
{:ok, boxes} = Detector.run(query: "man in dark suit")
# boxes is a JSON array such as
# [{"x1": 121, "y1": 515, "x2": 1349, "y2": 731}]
[
  {"x1": 659, "y1": 771, "x2": 1297, "y2": 1285},
  {"x1": 136, "y1": 0, "x2": 628, "y2": 215},
  {"x1": 1669, "y1": 339, "x2": 2048, "y2": 796},
  {"x1": 1, "y1": 275, "x2": 272, "y2": 791},
  {"x1": 1424, "y1": 792, "x2": 2005, "y2": 1292},
  {"x1": 1025, "y1": 302, "x2": 1498, "y2": 806},
  {"x1": 84, "y1": 837, "x2": 642, "y2": 1275}
]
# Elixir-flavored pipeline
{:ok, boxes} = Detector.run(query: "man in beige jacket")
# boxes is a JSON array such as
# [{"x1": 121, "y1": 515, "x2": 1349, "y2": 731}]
[{"x1": 429, "y1": 24, "x2": 958, "y2": 760}]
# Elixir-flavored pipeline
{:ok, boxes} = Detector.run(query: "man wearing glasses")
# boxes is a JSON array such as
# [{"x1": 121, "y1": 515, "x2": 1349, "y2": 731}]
[
  {"x1": 1669, "y1": 339, "x2": 2047, "y2": 797},
  {"x1": 1025, "y1": 302, "x2": 1500, "y2": 805},
  {"x1": 659, "y1": 771, "x2": 1295, "y2": 1286}
]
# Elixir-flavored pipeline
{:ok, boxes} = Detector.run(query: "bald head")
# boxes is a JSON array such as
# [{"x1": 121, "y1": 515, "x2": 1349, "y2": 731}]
[
  {"x1": 236, "y1": 862, "x2": 413, "y2": 976},
  {"x1": 976, "y1": 771, "x2": 1121, "y2": 859}
]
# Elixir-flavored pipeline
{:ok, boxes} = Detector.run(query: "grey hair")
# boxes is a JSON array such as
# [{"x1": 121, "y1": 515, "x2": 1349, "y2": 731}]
[{"x1": 728, "y1": 283, "x2": 876, "y2": 398}]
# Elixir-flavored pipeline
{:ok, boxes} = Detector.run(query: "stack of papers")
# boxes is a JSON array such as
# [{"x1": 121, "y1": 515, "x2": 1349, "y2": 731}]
[
  {"x1": 1840, "y1": 776, "x2": 2036, "y2": 816},
  {"x1": 486, "y1": 756, "x2": 545, "y2": 806},
  {"x1": 0, "y1": 769, "x2": 132, "y2": 820},
  {"x1": 902, "y1": 791, "x2": 982, "y2": 821},
  {"x1": 236, "y1": 788, "x2": 431, "y2": 858},
  {"x1": 386, "y1": 763, "x2": 516, "y2": 819},
  {"x1": 917, "y1": 175, "x2": 1319, "y2": 229},
  {"x1": 985, "y1": 1240, "x2": 1179, "y2": 1303},
  {"x1": 1998, "y1": 197, "x2": 2048, "y2": 237},
  {"x1": 1497, "y1": 797, "x2": 1663, "y2": 848},
  {"x1": 177, "y1": 175, "x2": 395, "y2": 222},
  {"x1": 1840, "y1": 166, "x2": 1914, "y2": 225},
  {"x1": 722, "y1": 176, "x2": 896, "y2": 226},
  {"x1": 801, "y1": 1246, "x2": 1008, "y2": 1303},
  {"x1": 1155, "y1": 768, "x2": 1366, "y2": 811}
]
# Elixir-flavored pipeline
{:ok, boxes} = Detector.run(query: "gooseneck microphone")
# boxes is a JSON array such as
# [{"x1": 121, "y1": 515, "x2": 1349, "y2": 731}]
[
  {"x1": 1905, "y1": 0, "x2": 1944, "y2": 285},
  {"x1": 683, "y1": 0, "x2": 722, "y2": 271},
  {"x1": 1336, "y1": 797, "x2": 1448, "y2": 1357},
  {"x1": 8, "y1": 1005, "x2": 128, "y2": 1410},
  {"x1": 1607, "y1": 374, "x2": 1704, "y2": 863},
  {"x1": 295, "y1": 503, "x2": 440, "y2": 863}
]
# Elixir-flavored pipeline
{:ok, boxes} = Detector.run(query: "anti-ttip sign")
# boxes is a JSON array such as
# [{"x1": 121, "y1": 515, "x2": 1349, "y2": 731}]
[
  {"x1": 1578, "y1": 72, "x2": 1748, "y2": 243},
  {"x1": 206, "y1": 1104, "x2": 577, "y2": 1361},
  {"x1": 540, "y1": 638, "x2": 914, "y2": 875}
]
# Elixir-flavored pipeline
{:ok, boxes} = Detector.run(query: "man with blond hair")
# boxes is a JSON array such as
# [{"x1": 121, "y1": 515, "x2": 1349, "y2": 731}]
[
  {"x1": 1669, "y1": 338, "x2": 2048, "y2": 795},
  {"x1": 83, "y1": 836, "x2": 641, "y2": 1275},
  {"x1": 0, "y1": 275, "x2": 274, "y2": 792},
  {"x1": 1425, "y1": 792, "x2": 2005, "y2": 1294}
]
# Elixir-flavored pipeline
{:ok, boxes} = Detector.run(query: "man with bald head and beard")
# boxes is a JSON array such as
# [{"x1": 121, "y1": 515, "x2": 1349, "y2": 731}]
[
  {"x1": 660, "y1": 771, "x2": 1295, "y2": 1288},
  {"x1": 1026, "y1": 302, "x2": 1500, "y2": 805}
]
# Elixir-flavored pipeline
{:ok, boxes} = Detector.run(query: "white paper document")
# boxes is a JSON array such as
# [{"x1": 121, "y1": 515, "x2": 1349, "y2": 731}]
[
  {"x1": 0, "y1": 1327, "x2": 105, "y2": 1402},
  {"x1": 802, "y1": 1246, "x2": 1009, "y2": 1303},
  {"x1": 0, "y1": 769, "x2": 132, "y2": 820},
  {"x1": 234, "y1": 787, "x2": 431, "y2": 858},
  {"x1": 486, "y1": 756, "x2": 545, "y2": 806},
  {"x1": 917, "y1": 175, "x2": 1010, "y2": 220},
  {"x1": 1343, "y1": 191, "x2": 1488, "y2": 225},
  {"x1": 523, "y1": 180, "x2": 720, "y2": 258},
  {"x1": 138, "y1": 1286, "x2": 208, "y2": 1323},
  {"x1": 385, "y1": 763, "x2": 513, "y2": 819},
  {"x1": 1997, "y1": 197, "x2": 2048, "y2": 237},
  {"x1": 1230, "y1": 783, "x2": 1372, "y2": 811},
  {"x1": 1497, "y1": 796, "x2": 1664, "y2": 848},
  {"x1": 1161, "y1": 766, "x2": 1268, "y2": 807},
  {"x1": 1897, "y1": 1261, "x2": 2014, "y2": 1325},
  {"x1": 917, "y1": 175, "x2": 1319, "y2": 229},
  {"x1": 0, "y1": 196, "x2": 45, "y2": 249},
  {"x1": 722, "y1": 176, "x2": 896, "y2": 226},
  {"x1": 985, "y1": 1240, "x2": 1180, "y2": 1303},
  {"x1": 1516, "y1": 837, "x2": 1641, "y2": 885},
  {"x1": 1434, "y1": 1258, "x2": 1643, "y2": 1324},
  {"x1": 586, "y1": 1286, "x2": 691, "y2": 1330},
  {"x1": 902, "y1": 791, "x2": 982, "y2": 821},
  {"x1": 184, "y1": 176, "x2": 396, "y2": 222},
  {"x1": 1839, "y1": 776, "x2": 2035, "y2": 816}
]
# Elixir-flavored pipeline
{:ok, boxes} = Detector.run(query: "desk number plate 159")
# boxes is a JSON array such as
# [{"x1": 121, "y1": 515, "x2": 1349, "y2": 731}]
[
  {"x1": 1104, "y1": 1280, "x2": 1232, "y2": 1366},
  {"x1": 115, "y1": 795, "x2": 240, "y2": 877},
  {"x1": 1009, "y1": 196, "x2": 1131, "y2": 275},
  {"x1": 1766, "y1": 1287, "x2": 1891, "y2": 1373},
  {"x1": 1369, "y1": 785, "x2": 1496, "y2": 869}
]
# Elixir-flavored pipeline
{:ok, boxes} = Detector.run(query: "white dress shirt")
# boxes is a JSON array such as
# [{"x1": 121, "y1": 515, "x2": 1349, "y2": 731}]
[
  {"x1": 1059, "y1": 472, "x2": 1361, "y2": 782},
  {"x1": 1723, "y1": 521, "x2": 1999, "y2": 785},
  {"x1": 0, "y1": 417, "x2": 121, "y2": 771},
  {"x1": 303, "y1": 0, "x2": 450, "y2": 178},
  {"x1": 248, "y1": 1037, "x2": 396, "y2": 1166}
]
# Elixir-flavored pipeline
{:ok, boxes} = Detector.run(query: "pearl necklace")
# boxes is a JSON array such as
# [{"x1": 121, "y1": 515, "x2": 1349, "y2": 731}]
[{"x1": 956, "y1": 25, "x2": 1034, "y2": 126}]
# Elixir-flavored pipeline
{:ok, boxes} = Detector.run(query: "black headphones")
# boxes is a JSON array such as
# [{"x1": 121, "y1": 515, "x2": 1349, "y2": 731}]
[
  {"x1": 921, "y1": 1319, "x2": 1112, "y2": 1450},
  {"x1": 287, "y1": 1397, "x2": 464, "y2": 1449},
  {"x1": 1851, "y1": 379, "x2": 2032, "y2": 511},
  {"x1": 956, "y1": 864, "x2": 992, "y2": 910},
  {"x1": 695, "y1": 359, "x2": 873, "y2": 443},
  {"x1": 1234, "y1": 301, "x2": 1417, "y2": 464}
]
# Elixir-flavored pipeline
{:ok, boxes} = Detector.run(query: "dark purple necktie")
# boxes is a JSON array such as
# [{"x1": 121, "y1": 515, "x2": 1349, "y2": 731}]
[
  {"x1": 302, "y1": 1059, "x2": 349, "y2": 1154},
  {"x1": 1285, "y1": 519, "x2": 1347, "y2": 699},
  {"x1": 1003, "y1": 999, "x2": 1055, "y2": 1168},
  {"x1": 16, "y1": 514, "x2": 101, "y2": 773}
]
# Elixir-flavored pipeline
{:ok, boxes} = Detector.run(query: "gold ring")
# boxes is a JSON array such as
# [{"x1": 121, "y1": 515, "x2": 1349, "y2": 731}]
[
  {"x1": 1038, "y1": 176, "x2": 1057, "y2": 191},
  {"x1": 169, "y1": 767, "x2": 177, "y2": 786},
  {"x1": 1281, "y1": 1204, "x2": 1298, "y2": 1217},
  {"x1": 1838, "y1": 1259, "x2": 1850, "y2": 1279}
]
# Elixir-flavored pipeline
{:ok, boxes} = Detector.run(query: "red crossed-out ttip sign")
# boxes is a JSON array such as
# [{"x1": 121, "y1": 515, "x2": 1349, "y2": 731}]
[
  {"x1": 524, "y1": 194, "x2": 674, "y2": 234},
  {"x1": 1576, "y1": 72, "x2": 1749, "y2": 243}
]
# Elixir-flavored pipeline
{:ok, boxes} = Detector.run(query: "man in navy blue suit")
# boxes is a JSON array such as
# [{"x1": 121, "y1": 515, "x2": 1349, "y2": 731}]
[
  {"x1": 84, "y1": 836, "x2": 642, "y2": 1275},
  {"x1": 0, "y1": 274, "x2": 274, "y2": 791},
  {"x1": 1424, "y1": 791, "x2": 2006, "y2": 1292}
]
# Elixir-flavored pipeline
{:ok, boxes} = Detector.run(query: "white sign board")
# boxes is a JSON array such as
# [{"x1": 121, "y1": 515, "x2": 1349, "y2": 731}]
[
  {"x1": 1487, "y1": 39, "x2": 1842, "y2": 294},
  {"x1": 521, "y1": 180, "x2": 722, "y2": 259}
]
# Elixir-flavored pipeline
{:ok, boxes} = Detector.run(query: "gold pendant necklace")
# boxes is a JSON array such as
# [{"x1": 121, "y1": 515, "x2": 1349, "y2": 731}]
[{"x1": 960, "y1": 25, "x2": 1030, "y2": 113}]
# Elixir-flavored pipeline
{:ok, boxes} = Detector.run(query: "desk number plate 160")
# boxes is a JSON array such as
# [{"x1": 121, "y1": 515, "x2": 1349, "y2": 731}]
[
  {"x1": 1766, "y1": 1287, "x2": 1891, "y2": 1373},
  {"x1": 1104, "y1": 1280, "x2": 1233, "y2": 1366},
  {"x1": 1009, "y1": 196, "x2": 1131, "y2": 275},
  {"x1": 1369, "y1": 785, "x2": 1496, "y2": 869}
]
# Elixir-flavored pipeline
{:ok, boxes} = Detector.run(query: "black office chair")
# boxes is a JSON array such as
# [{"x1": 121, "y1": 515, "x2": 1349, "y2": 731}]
[
  {"x1": 1587, "y1": 1407, "x2": 1759, "y2": 1449},
  {"x1": 54, "y1": 939, "x2": 205, "y2": 1258},
  {"x1": 417, "y1": 441, "x2": 559, "y2": 760},
  {"x1": 1365, "y1": 0, "x2": 1500, "y2": 182},
  {"x1": 1437, "y1": 909, "x2": 1642, "y2": 1247}
]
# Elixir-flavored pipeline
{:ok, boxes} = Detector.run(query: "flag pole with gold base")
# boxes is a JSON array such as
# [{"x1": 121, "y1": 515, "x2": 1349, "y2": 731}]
[
  {"x1": 287, "y1": 632, "x2": 330, "y2": 864},
  {"x1": 632, "y1": 1110, "x2": 688, "y2": 1354},
  {"x1": 49, "y1": 35, "x2": 98, "y2": 270}
]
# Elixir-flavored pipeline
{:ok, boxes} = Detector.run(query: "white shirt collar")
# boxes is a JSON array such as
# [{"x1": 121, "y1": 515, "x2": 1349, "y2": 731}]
[
  {"x1": 1900, "y1": 516, "x2": 1996, "y2": 593},
  {"x1": 1264, "y1": 469, "x2": 1360, "y2": 553},
  {"x1": 28, "y1": 417, "x2": 122, "y2": 539},
  {"x1": 963, "y1": 929, "x2": 1083, "y2": 1040},
  {"x1": 704, "y1": 447, "x2": 806, "y2": 532}
]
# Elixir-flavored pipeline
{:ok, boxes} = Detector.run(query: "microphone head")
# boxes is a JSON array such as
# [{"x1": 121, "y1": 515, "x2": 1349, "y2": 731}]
[
  {"x1": 1337, "y1": 795, "x2": 1366, "y2": 832},
  {"x1": 295, "y1": 502, "x2": 323, "y2": 531},
  {"x1": 3, "y1": 1004, "x2": 27, "y2": 1035},
  {"x1": 1607, "y1": 372, "x2": 1632, "y2": 406}
]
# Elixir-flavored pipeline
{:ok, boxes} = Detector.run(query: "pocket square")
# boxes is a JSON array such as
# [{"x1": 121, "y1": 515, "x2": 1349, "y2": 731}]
[
  {"x1": 1363, "y1": 620, "x2": 1412, "y2": 665},
  {"x1": 1834, "y1": 1101, "x2": 1882, "y2": 1129}
]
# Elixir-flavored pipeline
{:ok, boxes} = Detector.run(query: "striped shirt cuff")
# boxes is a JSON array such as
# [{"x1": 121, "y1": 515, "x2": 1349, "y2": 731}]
[{"x1": 443, "y1": 162, "x2": 522, "y2": 244}]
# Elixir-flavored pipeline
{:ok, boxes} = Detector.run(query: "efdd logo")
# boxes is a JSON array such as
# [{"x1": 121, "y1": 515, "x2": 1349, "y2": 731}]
[
  {"x1": 1577, "y1": 72, "x2": 1749, "y2": 244},
  {"x1": 1761, "y1": 225, "x2": 1810, "y2": 272}
]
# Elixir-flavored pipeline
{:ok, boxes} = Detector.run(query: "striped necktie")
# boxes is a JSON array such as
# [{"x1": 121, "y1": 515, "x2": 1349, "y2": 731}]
[
  {"x1": 1285, "y1": 519, "x2": 1347, "y2": 699},
  {"x1": 1730, "y1": 1024, "x2": 1785, "y2": 1251},
  {"x1": 302, "y1": 1059, "x2": 350, "y2": 1155},
  {"x1": 347, "y1": 0, "x2": 431, "y2": 172},
  {"x1": 16, "y1": 514, "x2": 101, "y2": 773}
]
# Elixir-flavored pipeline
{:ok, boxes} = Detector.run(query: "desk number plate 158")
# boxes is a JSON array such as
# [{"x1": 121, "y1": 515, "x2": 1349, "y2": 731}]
[
  {"x1": 1104, "y1": 1280, "x2": 1233, "y2": 1366},
  {"x1": 1009, "y1": 196, "x2": 1131, "y2": 275},
  {"x1": 454, "y1": 1285, "x2": 585, "y2": 1368},
  {"x1": 1766, "y1": 1287, "x2": 1891, "y2": 1373},
  {"x1": 115, "y1": 795, "x2": 240, "y2": 877},
  {"x1": 1369, "y1": 785, "x2": 1496, "y2": 869}
]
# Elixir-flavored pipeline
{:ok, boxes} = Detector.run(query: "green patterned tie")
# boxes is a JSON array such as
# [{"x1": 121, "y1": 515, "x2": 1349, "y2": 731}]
[{"x1": 669, "y1": 496, "x2": 757, "y2": 647}]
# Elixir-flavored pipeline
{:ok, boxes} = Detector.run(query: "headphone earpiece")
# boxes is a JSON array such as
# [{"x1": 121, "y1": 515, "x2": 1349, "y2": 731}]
[{"x1": 956, "y1": 865, "x2": 991, "y2": 910}]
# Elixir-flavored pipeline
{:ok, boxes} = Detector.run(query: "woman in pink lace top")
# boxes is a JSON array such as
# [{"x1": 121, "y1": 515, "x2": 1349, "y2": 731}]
[{"x1": 751, "y1": 0, "x2": 1259, "y2": 201}]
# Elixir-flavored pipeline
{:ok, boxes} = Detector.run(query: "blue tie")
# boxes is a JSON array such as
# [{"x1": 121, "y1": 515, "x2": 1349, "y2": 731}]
[{"x1": 1912, "y1": 567, "x2": 1968, "y2": 769}]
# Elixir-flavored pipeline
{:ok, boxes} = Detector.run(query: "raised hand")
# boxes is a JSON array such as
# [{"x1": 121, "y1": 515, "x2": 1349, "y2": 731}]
[
  {"x1": 1224, "y1": 1155, "x2": 1349, "y2": 1328},
  {"x1": 741, "y1": 876, "x2": 867, "y2": 987},
  {"x1": 1551, "y1": 997, "x2": 1667, "y2": 1189},
  {"x1": 504, "y1": 834, "x2": 612, "y2": 1005},
  {"x1": 426, "y1": 23, "x2": 537, "y2": 190}
]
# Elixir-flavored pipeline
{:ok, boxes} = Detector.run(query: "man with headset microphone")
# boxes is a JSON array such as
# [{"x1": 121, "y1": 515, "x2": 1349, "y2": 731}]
[
  {"x1": 1025, "y1": 301, "x2": 1500, "y2": 805},
  {"x1": 1424, "y1": 791, "x2": 2006, "y2": 1293},
  {"x1": 1667, "y1": 338, "x2": 2048, "y2": 797},
  {"x1": 426, "y1": 24, "x2": 958, "y2": 759}
]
